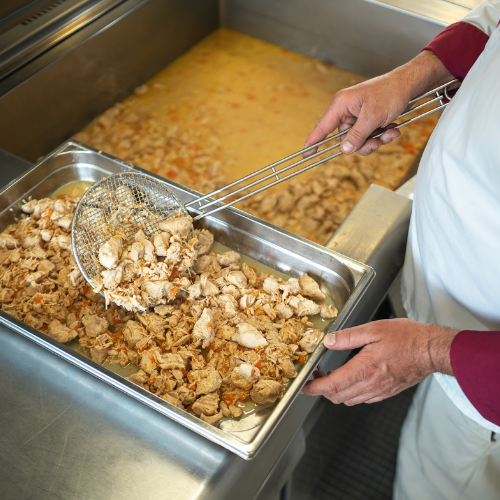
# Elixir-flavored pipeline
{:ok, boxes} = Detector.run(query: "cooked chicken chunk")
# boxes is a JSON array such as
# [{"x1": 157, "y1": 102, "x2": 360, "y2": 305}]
[
  {"x1": 274, "y1": 303, "x2": 293, "y2": 319},
  {"x1": 200, "y1": 412, "x2": 223, "y2": 426},
  {"x1": 82, "y1": 315, "x2": 109, "y2": 338},
  {"x1": 189, "y1": 368, "x2": 222, "y2": 395},
  {"x1": 192, "y1": 308, "x2": 216, "y2": 348},
  {"x1": 159, "y1": 216, "x2": 193, "y2": 239},
  {"x1": 226, "y1": 271, "x2": 247, "y2": 289},
  {"x1": 250, "y1": 380, "x2": 284, "y2": 404},
  {"x1": 232, "y1": 322, "x2": 268, "y2": 349},
  {"x1": 47, "y1": 320, "x2": 78, "y2": 343},
  {"x1": 0, "y1": 234, "x2": 18, "y2": 249},
  {"x1": 279, "y1": 278, "x2": 301, "y2": 299},
  {"x1": 217, "y1": 251, "x2": 240, "y2": 267},
  {"x1": 287, "y1": 295, "x2": 321, "y2": 316},
  {"x1": 262, "y1": 276, "x2": 279, "y2": 294},
  {"x1": 231, "y1": 363, "x2": 260, "y2": 390},
  {"x1": 195, "y1": 229, "x2": 214, "y2": 256},
  {"x1": 192, "y1": 392, "x2": 219, "y2": 416},
  {"x1": 299, "y1": 328, "x2": 323, "y2": 353},
  {"x1": 320, "y1": 304, "x2": 338, "y2": 319},
  {"x1": 299, "y1": 274, "x2": 326, "y2": 301},
  {"x1": 123, "y1": 320, "x2": 148, "y2": 347},
  {"x1": 99, "y1": 236, "x2": 123, "y2": 269}
]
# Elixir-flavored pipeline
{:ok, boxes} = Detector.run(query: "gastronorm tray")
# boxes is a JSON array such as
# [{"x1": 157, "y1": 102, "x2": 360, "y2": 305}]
[{"x1": 0, "y1": 140, "x2": 374, "y2": 459}]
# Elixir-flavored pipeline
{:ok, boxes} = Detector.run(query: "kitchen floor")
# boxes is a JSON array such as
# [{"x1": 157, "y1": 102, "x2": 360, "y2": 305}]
[{"x1": 288, "y1": 300, "x2": 416, "y2": 500}]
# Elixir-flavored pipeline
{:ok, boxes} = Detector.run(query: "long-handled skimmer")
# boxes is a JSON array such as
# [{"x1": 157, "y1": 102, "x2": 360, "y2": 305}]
[{"x1": 72, "y1": 79, "x2": 459, "y2": 285}]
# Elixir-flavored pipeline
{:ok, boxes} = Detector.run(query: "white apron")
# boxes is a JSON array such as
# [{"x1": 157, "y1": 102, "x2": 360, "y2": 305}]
[{"x1": 401, "y1": 22, "x2": 500, "y2": 433}]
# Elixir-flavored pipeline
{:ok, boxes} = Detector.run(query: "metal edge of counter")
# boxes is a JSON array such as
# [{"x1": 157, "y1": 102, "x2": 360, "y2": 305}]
[{"x1": 0, "y1": 0, "x2": 218, "y2": 162}]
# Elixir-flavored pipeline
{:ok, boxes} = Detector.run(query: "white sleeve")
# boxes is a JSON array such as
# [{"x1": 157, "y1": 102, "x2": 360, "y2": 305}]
[{"x1": 462, "y1": 0, "x2": 500, "y2": 36}]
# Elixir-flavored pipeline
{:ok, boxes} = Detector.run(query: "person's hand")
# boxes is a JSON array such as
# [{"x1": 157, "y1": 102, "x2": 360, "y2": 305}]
[
  {"x1": 304, "y1": 51, "x2": 454, "y2": 157},
  {"x1": 301, "y1": 319, "x2": 458, "y2": 405}
]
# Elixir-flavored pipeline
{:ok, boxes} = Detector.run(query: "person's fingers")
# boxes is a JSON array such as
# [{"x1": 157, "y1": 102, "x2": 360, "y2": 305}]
[
  {"x1": 301, "y1": 357, "x2": 370, "y2": 397},
  {"x1": 313, "y1": 370, "x2": 326, "y2": 379},
  {"x1": 340, "y1": 106, "x2": 387, "y2": 154},
  {"x1": 355, "y1": 127, "x2": 401, "y2": 156},
  {"x1": 323, "y1": 324, "x2": 382, "y2": 351}
]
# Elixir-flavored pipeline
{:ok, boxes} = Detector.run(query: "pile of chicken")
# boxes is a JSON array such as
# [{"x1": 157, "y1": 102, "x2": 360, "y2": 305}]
[{"x1": 0, "y1": 195, "x2": 337, "y2": 426}]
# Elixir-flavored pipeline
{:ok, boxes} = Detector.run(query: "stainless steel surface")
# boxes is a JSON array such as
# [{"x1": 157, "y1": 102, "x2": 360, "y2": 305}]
[
  {"x1": 222, "y1": 0, "x2": 449, "y2": 78},
  {"x1": 0, "y1": 315, "x2": 313, "y2": 500},
  {"x1": 72, "y1": 171, "x2": 189, "y2": 286},
  {"x1": 0, "y1": 139, "x2": 374, "y2": 459},
  {"x1": 188, "y1": 80, "x2": 458, "y2": 221},
  {"x1": 0, "y1": 0, "x2": 126, "y2": 81},
  {"x1": 0, "y1": 0, "x2": 218, "y2": 161},
  {"x1": 322, "y1": 184, "x2": 412, "y2": 346}
]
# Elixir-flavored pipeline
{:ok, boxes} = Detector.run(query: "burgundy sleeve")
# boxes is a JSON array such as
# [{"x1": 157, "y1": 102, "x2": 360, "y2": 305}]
[
  {"x1": 450, "y1": 330, "x2": 500, "y2": 427},
  {"x1": 423, "y1": 21, "x2": 489, "y2": 78}
]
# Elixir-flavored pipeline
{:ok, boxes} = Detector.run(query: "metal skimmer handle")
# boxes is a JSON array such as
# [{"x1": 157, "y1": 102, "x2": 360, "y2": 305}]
[{"x1": 186, "y1": 79, "x2": 460, "y2": 221}]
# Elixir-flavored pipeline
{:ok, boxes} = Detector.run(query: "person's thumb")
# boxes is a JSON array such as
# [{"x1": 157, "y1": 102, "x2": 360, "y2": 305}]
[
  {"x1": 340, "y1": 109, "x2": 384, "y2": 154},
  {"x1": 323, "y1": 325, "x2": 380, "y2": 350}
]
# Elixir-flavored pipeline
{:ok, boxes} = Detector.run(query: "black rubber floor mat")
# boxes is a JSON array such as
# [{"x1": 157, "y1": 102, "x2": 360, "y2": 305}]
[{"x1": 289, "y1": 383, "x2": 417, "y2": 500}]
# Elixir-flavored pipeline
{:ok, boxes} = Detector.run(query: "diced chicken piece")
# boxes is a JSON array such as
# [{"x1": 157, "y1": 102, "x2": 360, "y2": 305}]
[
  {"x1": 114, "y1": 185, "x2": 135, "y2": 205},
  {"x1": 190, "y1": 368, "x2": 222, "y2": 395},
  {"x1": 137, "y1": 312, "x2": 167, "y2": 340},
  {"x1": 139, "y1": 347, "x2": 160, "y2": 374},
  {"x1": 142, "y1": 240, "x2": 157, "y2": 264},
  {"x1": 127, "y1": 370, "x2": 150, "y2": 388},
  {"x1": 192, "y1": 308, "x2": 216, "y2": 348},
  {"x1": 134, "y1": 230, "x2": 147, "y2": 243},
  {"x1": 218, "y1": 294, "x2": 239, "y2": 318},
  {"x1": 226, "y1": 271, "x2": 247, "y2": 289},
  {"x1": 32, "y1": 199, "x2": 53, "y2": 219},
  {"x1": 230, "y1": 363, "x2": 260, "y2": 390},
  {"x1": 68, "y1": 268, "x2": 83, "y2": 287},
  {"x1": 262, "y1": 276, "x2": 279, "y2": 294},
  {"x1": 40, "y1": 229, "x2": 54, "y2": 242},
  {"x1": 299, "y1": 274, "x2": 326, "y2": 301},
  {"x1": 53, "y1": 199, "x2": 72, "y2": 215},
  {"x1": 275, "y1": 303, "x2": 293, "y2": 319},
  {"x1": 152, "y1": 233, "x2": 170, "y2": 256},
  {"x1": 250, "y1": 380, "x2": 284, "y2": 404},
  {"x1": 241, "y1": 263, "x2": 257, "y2": 281},
  {"x1": 233, "y1": 322, "x2": 268, "y2": 349},
  {"x1": 90, "y1": 345, "x2": 109, "y2": 364},
  {"x1": 161, "y1": 394, "x2": 184, "y2": 409},
  {"x1": 128, "y1": 242, "x2": 145, "y2": 262},
  {"x1": 165, "y1": 241, "x2": 181, "y2": 264},
  {"x1": 192, "y1": 392, "x2": 219, "y2": 416},
  {"x1": 37, "y1": 259, "x2": 55, "y2": 275},
  {"x1": 28, "y1": 246, "x2": 47, "y2": 260},
  {"x1": 217, "y1": 251, "x2": 241, "y2": 267},
  {"x1": 82, "y1": 314, "x2": 109, "y2": 338},
  {"x1": 176, "y1": 386, "x2": 196, "y2": 406},
  {"x1": 123, "y1": 320, "x2": 148, "y2": 347},
  {"x1": 0, "y1": 288, "x2": 15, "y2": 303},
  {"x1": 25, "y1": 271, "x2": 45, "y2": 285},
  {"x1": 279, "y1": 358, "x2": 297, "y2": 378},
  {"x1": 193, "y1": 253, "x2": 220, "y2": 274},
  {"x1": 159, "y1": 216, "x2": 193, "y2": 239},
  {"x1": 0, "y1": 234, "x2": 18, "y2": 249},
  {"x1": 262, "y1": 303, "x2": 276, "y2": 320},
  {"x1": 154, "y1": 304, "x2": 175, "y2": 316},
  {"x1": 287, "y1": 295, "x2": 321, "y2": 317},
  {"x1": 200, "y1": 275, "x2": 219, "y2": 296},
  {"x1": 21, "y1": 199, "x2": 38, "y2": 214},
  {"x1": 200, "y1": 412, "x2": 223, "y2": 426},
  {"x1": 99, "y1": 236, "x2": 122, "y2": 269},
  {"x1": 157, "y1": 352, "x2": 185, "y2": 370},
  {"x1": 102, "y1": 267, "x2": 123, "y2": 289},
  {"x1": 239, "y1": 294, "x2": 256, "y2": 309},
  {"x1": 142, "y1": 280, "x2": 172, "y2": 301},
  {"x1": 195, "y1": 230, "x2": 214, "y2": 256},
  {"x1": 57, "y1": 215, "x2": 72, "y2": 231},
  {"x1": 299, "y1": 328, "x2": 323, "y2": 353},
  {"x1": 221, "y1": 284, "x2": 241, "y2": 300},
  {"x1": 279, "y1": 278, "x2": 301, "y2": 300},
  {"x1": 55, "y1": 234, "x2": 71, "y2": 250},
  {"x1": 22, "y1": 233, "x2": 42, "y2": 249},
  {"x1": 320, "y1": 304, "x2": 338, "y2": 319},
  {"x1": 47, "y1": 319, "x2": 78, "y2": 343}
]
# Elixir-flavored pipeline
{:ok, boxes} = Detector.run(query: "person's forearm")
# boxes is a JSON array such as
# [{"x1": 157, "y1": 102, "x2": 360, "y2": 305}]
[{"x1": 388, "y1": 50, "x2": 454, "y2": 103}]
